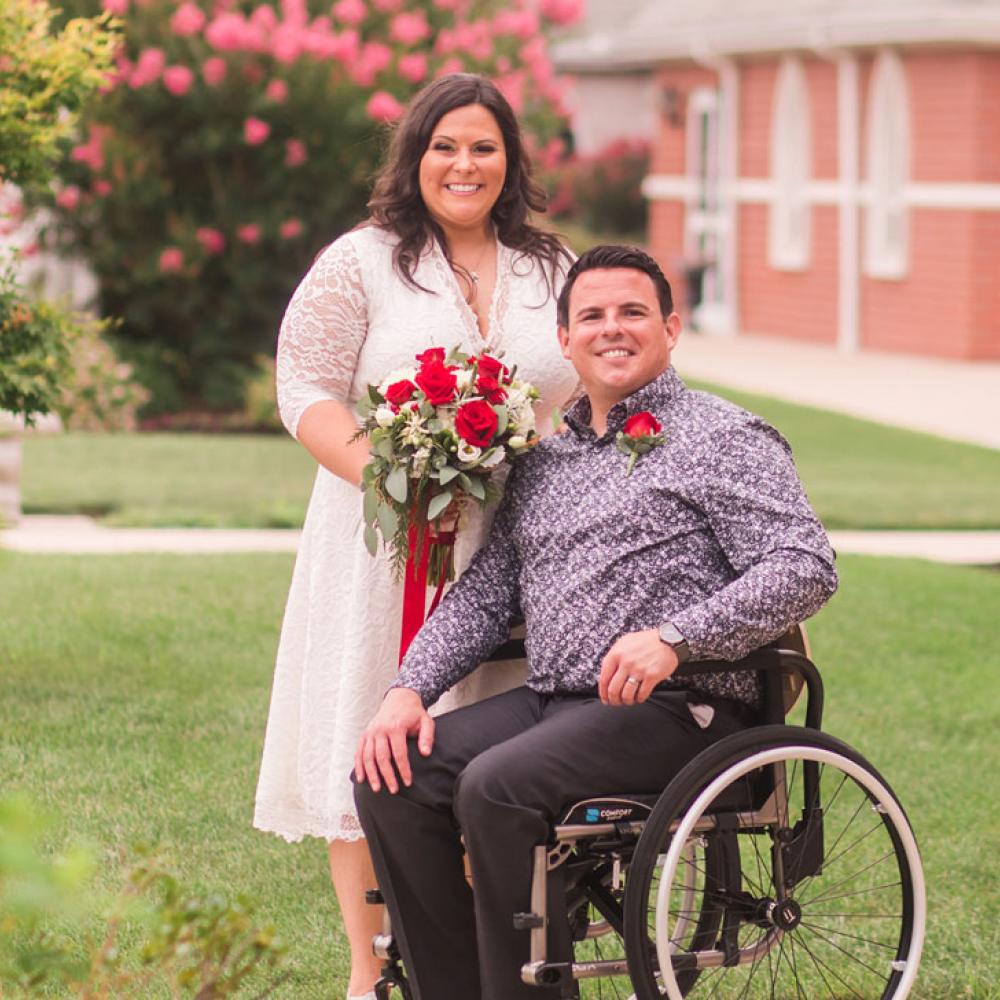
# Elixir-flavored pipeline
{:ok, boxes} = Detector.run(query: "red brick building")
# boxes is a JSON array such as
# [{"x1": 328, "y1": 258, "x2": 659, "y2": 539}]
[{"x1": 556, "y1": 1, "x2": 1000, "y2": 360}]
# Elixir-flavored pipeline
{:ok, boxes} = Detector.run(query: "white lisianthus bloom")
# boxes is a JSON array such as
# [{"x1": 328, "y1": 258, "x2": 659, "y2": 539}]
[
  {"x1": 456, "y1": 440, "x2": 482, "y2": 463},
  {"x1": 516, "y1": 403, "x2": 537, "y2": 433},
  {"x1": 480, "y1": 447, "x2": 505, "y2": 469},
  {"x1": 410, "y1": 446, "x2": 431, "y2": 478},
  {"x1": 374, "y1": 405, "x2": 397, "y2": 428},
  {"x1": 508, "y1": 435, "x2": 527, "y2": 450},
  {"x1": 455, "y1": 369, "x2": 473, "y2": 390}
]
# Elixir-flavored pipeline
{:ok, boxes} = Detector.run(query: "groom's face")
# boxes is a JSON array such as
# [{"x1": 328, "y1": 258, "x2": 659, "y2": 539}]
[{"x1": 557, "y1": 268, "x2": 681, "y2": 408}]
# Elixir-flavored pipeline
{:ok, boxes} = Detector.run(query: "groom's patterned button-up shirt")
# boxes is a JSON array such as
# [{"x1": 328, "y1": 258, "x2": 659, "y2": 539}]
[{"x1": 395, "y1": 367, "x2": 838, "y2": 708}]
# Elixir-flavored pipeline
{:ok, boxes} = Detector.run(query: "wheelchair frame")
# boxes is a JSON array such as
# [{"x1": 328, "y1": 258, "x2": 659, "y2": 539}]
[{"x1": 371, "y1": 631, "x2": 926, "y2": 1000}]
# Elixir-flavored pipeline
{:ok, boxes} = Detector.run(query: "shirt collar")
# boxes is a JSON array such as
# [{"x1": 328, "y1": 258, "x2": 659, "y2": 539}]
[{"x1": 564, "y1": 367, "x2": 685, "y2": 439}]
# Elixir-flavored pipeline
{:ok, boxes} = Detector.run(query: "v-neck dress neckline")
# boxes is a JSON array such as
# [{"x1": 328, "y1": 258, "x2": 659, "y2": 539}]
[{"x1": 430, "y1": 236, "x2": 506, "y2": 350}]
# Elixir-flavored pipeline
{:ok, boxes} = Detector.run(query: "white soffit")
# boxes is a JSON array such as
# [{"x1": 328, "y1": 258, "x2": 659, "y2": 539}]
[{"x1": 554, "y1": 1, "x2": 1000, "y2": 70}]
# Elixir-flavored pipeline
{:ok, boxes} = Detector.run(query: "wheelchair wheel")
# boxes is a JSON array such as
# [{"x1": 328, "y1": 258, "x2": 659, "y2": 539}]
[{"x1": 624, "y1": 725, "x2": 925, "y2": 1000}]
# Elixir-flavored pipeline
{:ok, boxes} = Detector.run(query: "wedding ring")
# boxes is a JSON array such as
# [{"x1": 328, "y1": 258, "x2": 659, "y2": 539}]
[{"x1": 624, "y1": 677, "x2": 640, "y2": 687}]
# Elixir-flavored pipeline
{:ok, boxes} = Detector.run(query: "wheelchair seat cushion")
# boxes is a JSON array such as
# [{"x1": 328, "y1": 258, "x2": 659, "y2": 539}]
[{"x1": 558, "y1": 794, "x2": 661, "y2": 826}]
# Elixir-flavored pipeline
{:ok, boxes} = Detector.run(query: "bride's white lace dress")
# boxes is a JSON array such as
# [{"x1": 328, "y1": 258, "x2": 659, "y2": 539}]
[{"x1": 253, "y1": 226, "x2": 579, "y2": 843}]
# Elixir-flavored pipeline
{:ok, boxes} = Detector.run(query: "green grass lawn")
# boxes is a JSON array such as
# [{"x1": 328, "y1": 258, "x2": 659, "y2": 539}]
[
  {"x1": 21, "y1": 390, "x2": 1000, "y2": 531},
  {"x1": 20, "y1": 433, "x2": 317, "y2": 528},
  {"x1": 690, "y1": 381, "x2": 1000, "y2": 530},
  {"x1": 2, "y1": 551, "x2": 998, "y2": 998}
]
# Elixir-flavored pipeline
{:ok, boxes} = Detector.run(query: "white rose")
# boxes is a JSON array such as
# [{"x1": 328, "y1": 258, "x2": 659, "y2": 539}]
[
  {"x1": 455, "y1": 369, "x2": 473, "y2": 390},
  {"x1": 374, "y1": 405, "x2": 397, "y2": 427},
  {"x1": 481, "y1": 447, "x2": 505, "y2": 469},
  {"x1": 456, "y1": 440, "x2": 482, "y2": 463},
  {"x1": 378, "y1": 366, "x2": 418, "y2": 394},
  {"x1": 508, "y1": 435, "x2": 527, "y2": 450}
]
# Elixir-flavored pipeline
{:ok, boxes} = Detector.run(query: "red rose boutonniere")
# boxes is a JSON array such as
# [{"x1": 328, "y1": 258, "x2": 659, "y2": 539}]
[{"x1": 615, "y1": 411, "x2": 665, "y2": 475}]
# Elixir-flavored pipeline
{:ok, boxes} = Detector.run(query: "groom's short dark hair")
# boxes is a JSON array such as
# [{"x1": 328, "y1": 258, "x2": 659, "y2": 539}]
[{"x1": 557, "y1": 245, "x2": 674, "y2": 327}]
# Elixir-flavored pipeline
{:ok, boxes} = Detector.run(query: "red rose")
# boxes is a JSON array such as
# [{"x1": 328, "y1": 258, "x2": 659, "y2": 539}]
[
  {"x1": 384, "y1": 379, "x2": 417, "y2": 408},
  {"x1": 623, "y1": 411, "x2": 662, "y2": 438},
  {"x1": 415, "y1": 347, "x2": 447, "y2": 366},
  {"x1": 475, "y1": 353, "x2": 509, "y2": 382},
  {"x1": 455, "y1": 399, "x2": 499, "y2": 448},
  {"x1": 415, "y1": 362, "x2": 458, "y2": 405},
  {"x1": 476, "y1": 374, "x2": 507, "y2": 404}
]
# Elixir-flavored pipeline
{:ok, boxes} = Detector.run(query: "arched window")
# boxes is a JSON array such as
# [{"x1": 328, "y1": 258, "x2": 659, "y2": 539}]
[
  {"x1": 768, "y1": 56, "x2": 811, "y2": 270},
  {"x1": 865, "y1": 50, "x2": 909, "y2": 278}
]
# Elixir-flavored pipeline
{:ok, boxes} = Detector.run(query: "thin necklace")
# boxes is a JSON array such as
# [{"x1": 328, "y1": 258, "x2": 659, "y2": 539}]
[{"x1": 452, "y1": 236, "x2": 492, "y2": 303}]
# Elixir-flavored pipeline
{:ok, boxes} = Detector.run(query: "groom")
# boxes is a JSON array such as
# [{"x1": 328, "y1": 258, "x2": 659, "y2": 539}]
[{"x1": 353, "y1": 244, "x2": 838, "y2": 1000}]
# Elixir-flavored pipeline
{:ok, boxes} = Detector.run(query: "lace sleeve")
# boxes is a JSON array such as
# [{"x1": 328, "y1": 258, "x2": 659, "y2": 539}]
[{"x1": 275, "y1": 235, "x2": 369, "y2": 438}]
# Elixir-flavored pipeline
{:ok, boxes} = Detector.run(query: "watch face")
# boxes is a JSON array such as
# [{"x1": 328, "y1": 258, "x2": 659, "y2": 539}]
[{"x1": 660, "y1": 623, "x2": 683, "y2": 645}]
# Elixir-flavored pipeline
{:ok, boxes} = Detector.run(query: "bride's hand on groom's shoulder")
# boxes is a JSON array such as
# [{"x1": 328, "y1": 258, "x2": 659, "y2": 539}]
[
  {"x1": 355, "y1": 688, "x2": 434, "y2": 794},
  {"x1": 598, "y1": 629, "x2": 679, "y2": 707}
]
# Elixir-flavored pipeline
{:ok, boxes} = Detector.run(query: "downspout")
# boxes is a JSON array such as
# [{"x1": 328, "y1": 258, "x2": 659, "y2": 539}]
[
  {"x1": 690, "y1": 44, "x2": 740, "y2": 336},
  {"x1": 814, "y1": 36, "x2": 861, "y2": 353}
]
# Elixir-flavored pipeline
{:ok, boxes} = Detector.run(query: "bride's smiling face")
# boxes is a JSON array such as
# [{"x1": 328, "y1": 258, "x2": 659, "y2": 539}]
[{"x1": 419, "y1": 104, "x2": 507, "y2": 238}]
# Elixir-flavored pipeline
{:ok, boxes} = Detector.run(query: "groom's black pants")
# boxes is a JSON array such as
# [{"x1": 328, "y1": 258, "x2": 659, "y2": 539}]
[{"x1": 353, "y1": 685, "x2": 750, "y2": 1000}]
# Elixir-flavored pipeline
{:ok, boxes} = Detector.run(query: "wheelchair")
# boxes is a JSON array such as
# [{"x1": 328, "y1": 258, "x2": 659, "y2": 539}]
[{"x1": 369, "y1": 626, "x2": 926, "y2": 1000}]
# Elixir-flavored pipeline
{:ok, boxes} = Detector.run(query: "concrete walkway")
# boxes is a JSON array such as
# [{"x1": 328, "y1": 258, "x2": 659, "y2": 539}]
[
  {"x1": 3, "y1": 515, "x2": 1000, "y2": 566},
  {"x1": 673, "y1": 332, "x2": 1000, "y2": 450}
]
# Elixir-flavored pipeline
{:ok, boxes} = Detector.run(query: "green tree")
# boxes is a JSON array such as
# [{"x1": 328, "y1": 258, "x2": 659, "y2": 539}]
[{"x1": 0, "y1": 0, "x2": 117, "y2": 422}]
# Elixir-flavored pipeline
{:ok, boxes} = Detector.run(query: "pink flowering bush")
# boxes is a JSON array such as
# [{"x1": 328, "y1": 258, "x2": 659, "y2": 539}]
[{"x1": 44, "y1": 0, "x2": 580, "y2": 412}]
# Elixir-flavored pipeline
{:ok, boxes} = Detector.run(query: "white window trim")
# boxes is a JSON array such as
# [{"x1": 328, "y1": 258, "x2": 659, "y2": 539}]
[
  {"x1": 864, "y1": 49, "x2": 910, "y2": 280},
  {"x1": 768, "y1": 56, "x2": 811, "y2": 271}
]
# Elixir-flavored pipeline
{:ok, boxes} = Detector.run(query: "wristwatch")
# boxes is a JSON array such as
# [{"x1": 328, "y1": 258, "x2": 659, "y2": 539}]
[{"x1": 658, "y1": 622, "x2": 691, "y2": 664}]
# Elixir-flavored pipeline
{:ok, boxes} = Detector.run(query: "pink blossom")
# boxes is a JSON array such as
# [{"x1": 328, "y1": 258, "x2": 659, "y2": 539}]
[
  {"x1": 281, "y1": 0, "x2": 308, "y2": 26},
  {"x1": 271, "y1": 23, "x2": 304, "y2": 63},
  {"x1": 332, "y1": 0, "x2": 366, "y2": 26},
  {"x1": 56, "y1": 186, "x2": 81, "y2": 211},
  {"x1": 243, "y1": 116, "x2": 271, "y2": 145},
  {"x1": 265, "y1": 78, "x2": 289, "y2": 102},
  {"x1": 251, "y1": 4, "x2": 278, "y2": 32},
  {"x1": 163, "y1": 65, "x2": 195, "y2": 95},
  {"x1": 284, "y1": 139, "x2": 308, "y2": 166},
  {"x1": 351, "y1": 40, "x2": 392, "y2": 86},
  {"x1": 495, "y1": 71, "x2": 525, "y2": 114},
  {"x1": 366, "y1": 90, "x2": 403, "y2": 123},
  {"x1": 279, "y1": 218, "x2": 303, "y2": 239},
  {"x1": 159, "y1": 247, "x2": 185, "y2": 273},
  {"x1": 102, "y1": 0, "x2": 129, "y2": 13},
  {"x1": 496, "y1": 55, "x2": 511, "y2": 73},
  {"x1": 397, "y1": 52, "x2": 427, "y2": 84},
  {"x1": 130, "y1": 47, "x2": 166, "y2": 87},
  {"x1": 94, "y1": 180, "x2": 112, "y2": 197},
  {"x1": 455, "y1": 19, "x2": 492, "y2": 62},
  {"x1": 436, "y1": 56, "x2": 465, "y2": 77},
  {"x1": 71, "y1": 128, "x2": 106, "y2": 172},
  {"x1": 540, "y1": 0, "x2": 583, "y2": 26},
  {"x1": 493, "y1": 9, "x2": 538, "y2": 40},
  {"x1": 236, "y1": 223, "x2": 262, "y2": 245},
  {"x1": 205, "y1": 12, "x2": 250, "y2": 50},
  {"x1": 196, "y1": 227, "x2": 226, "y2": 254},
  {"x1": 373, "y1": 0, "x2": 402, "y2": 10},
  {"x1": 389, "y1": 11, "x2": 430, "y2": 46},
  {"x1": 22, "y1": 242, "x2": 39, "y2": 258},
  {"x1": 171, "y1": 2, "x2": 207, "y2": 36},
  {"x1": 202, "y1": 56, "x2": 227, "y2": 85}
]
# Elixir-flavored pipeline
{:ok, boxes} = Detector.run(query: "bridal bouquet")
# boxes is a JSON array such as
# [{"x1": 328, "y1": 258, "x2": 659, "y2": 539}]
[{"x1": 356, "y1": 347, "x2": 539, "y2": 590}]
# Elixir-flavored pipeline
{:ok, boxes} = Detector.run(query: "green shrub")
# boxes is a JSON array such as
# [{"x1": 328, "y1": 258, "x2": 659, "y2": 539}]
[{"x1": 44, "y1": 0, "x2": 582, "y2": 413}]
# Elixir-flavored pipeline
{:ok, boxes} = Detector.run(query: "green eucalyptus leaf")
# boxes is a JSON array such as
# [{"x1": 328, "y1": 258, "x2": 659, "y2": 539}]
[
  {"x1": 377, "y1": 502, "x2": 399, "y2": 540},
  {"x1": 363, "y1": 524, "x2": 378, "y2": 556},
  {"x1": 439, "y1": 465, "x2": 460, "y2": 485},
  {"x1": 464, "y1": 475, "x2": 485, "y2": 501},
  {"x1": 362, "y1": 488, "x2": 378, "y2": 525},
  {"x1": 493, "y1": 404, "x2": 508, "y2": 435},
  {"x1": 374, "y1": 436, "x2": 395, "y2": 461},
  {"x1": 386, "y1": 465, "x2": 409, "y2": 504},
  {"x1": 427, "y1": 491, "x2": 453, "y2": 521}
]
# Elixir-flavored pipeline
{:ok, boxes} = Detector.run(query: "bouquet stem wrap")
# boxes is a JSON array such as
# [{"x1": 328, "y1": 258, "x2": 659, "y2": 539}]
[{"x1": 399, "y1": 518, "x2": 456, "y2": 663}]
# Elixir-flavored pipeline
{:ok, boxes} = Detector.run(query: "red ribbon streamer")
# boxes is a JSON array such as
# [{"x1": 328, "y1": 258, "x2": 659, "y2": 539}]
[{"x1": 398, "y1": 522, "x2": 455, "y2": 665}]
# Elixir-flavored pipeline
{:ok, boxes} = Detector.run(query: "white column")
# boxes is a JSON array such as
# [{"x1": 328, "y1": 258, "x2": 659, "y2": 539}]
[
  {"x1": 719, "y1": 58, "x2": 741, "y2": 336},
  {"x1": 837, "y1": 54, "x2": 860, "y2": 353}
]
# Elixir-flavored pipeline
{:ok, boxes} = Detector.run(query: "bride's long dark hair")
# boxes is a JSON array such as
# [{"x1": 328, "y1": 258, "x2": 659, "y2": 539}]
[{"x1": 365, "y1": 73, "x2": 571, "y2": 297}]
